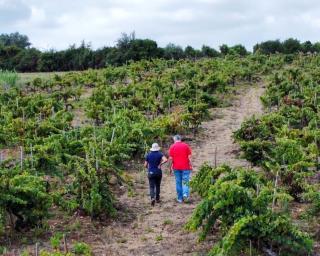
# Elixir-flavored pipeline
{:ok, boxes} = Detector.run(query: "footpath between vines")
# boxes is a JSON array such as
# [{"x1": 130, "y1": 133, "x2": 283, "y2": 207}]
[{"x1": 92, "y1": 84, "x2": 265, "y2": 256}]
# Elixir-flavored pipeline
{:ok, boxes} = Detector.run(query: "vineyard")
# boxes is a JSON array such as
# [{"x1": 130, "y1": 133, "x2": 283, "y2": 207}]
[
  {"x1": 189, "y1": 55, "x2": 320, "y2": 255},
  {"x1": 0, "y1": 54, "x2": 319, "y2": 255}
]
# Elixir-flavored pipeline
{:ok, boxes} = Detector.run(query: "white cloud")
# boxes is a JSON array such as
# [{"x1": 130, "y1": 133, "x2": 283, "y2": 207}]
[{"x1": 1, "y1": 0, "x2": 320, "y2": 51}]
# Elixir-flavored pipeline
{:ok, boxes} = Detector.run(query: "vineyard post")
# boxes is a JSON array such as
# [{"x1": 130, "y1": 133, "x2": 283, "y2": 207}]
[
  {"x1": 63, "y1": 234, "x2": 68, "y2": 253},
  {"x1": 35, "y1": 242, "x2": 39, "y2": 256},
  {"x1": 111, "y1": 128, "x2": 116, "y2": 143},
  {"x1": 20, "y1": 146, "x2": 23, "y2": 170},
  {"x1": 102, "y1": 139, "x2": 105, "y2": 151},
  {"x1": 272, "y1": 170, "x2": 279, "y2": 211},
  {"x1": 93, "y1": 124, "x2": 99, "y2": 170},
  {"x1": 96, "y1": 156, "x2": 99, "y2": 170},
  {"x1": 30, "y1": 144, "x2": 34, "y2": 169},
  {"x1": 214, "y1": 146, "x2": 217, "y2": 168},
  {"x1": 256, "y1": 183, "x2": 260, "y2": 195},
  {"x1": 92, "y1": 146, "x2": 95, "y2": 164},
  {"x1": 317, "y1": 136, "x2": 320, "y2": 172}
]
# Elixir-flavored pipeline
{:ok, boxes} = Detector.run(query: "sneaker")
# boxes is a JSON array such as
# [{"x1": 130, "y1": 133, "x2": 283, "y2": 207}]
[
  {"x1": 183, "y1": 196, "x2": 190, "y2": 203},
  {"x1": 156, "y1": 199, "x2": 161, "y2": 203},
  {"x1": 151, "y1": 199, "x2": 155, "y2": 206},
  {"x1": 176, "y1": 199, "x2": 183, "y2": 203}
]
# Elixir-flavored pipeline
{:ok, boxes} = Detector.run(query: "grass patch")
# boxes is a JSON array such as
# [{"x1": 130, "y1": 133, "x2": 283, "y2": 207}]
[
  {"x1": 18, "y1": 72, "x2": 67, "y2": 85},
  {"x1": 0, "y1": 70, "x2": 18, "y2": 88},
  {"x1": 163, "y1": 219, "x2": 173, "y2": 225},
  {"x1": 145, "y1": 227, "x2": 154, "y2": 233},
  {"x1": 155, "y1": 234, "x2": 163, "y2": 241}
]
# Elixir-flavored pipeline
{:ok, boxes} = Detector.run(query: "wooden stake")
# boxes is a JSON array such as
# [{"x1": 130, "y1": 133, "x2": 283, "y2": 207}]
[
  {"x1": 272, "y1": 171, "x2": 279, "y2": 211},
  {"x1": 111, "y1": 128, "x2": 116, "y2": 143},
  {"x1": 20, "y1": 146, "x2": 23, "y2": 170},
  {"x1": 214, "y1": 146, "x2": 217, "y2": 168},
  {"x1": 96, "y1": 158, "x2": 99, "y2": 171},
  {"x1": 30, "y1": 144, "x2": 34, "y2": 169},
  {"x1": 63, "y1": 234, "x2": 68, "y2": 253},
  {"x1": 35, "y1": 242, "x2": 39, "y2": 256},
  {"x1": 102, "y1": 139, "x2": 105, "y2": 151}
]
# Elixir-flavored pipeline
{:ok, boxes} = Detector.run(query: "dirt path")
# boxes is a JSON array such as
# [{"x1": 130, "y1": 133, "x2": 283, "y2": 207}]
[{"x1": 93, "y1": 84, "x2": 265, "y2": 256}]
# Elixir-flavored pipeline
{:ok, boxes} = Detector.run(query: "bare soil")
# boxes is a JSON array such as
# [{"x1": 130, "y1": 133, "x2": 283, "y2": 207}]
[{"x1": 89, "y1": 84, "x2": 265, "y2": 256}]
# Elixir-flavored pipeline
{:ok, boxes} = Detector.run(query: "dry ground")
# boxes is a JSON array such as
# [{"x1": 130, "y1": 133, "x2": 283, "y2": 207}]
[{"x1": 88, "y1": 84, "x2": 265, "y2": 256}]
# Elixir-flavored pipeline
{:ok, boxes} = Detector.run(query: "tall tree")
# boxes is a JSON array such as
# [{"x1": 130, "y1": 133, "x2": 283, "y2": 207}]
[
  {"x1": 219, "y1": 44, "x2": 230, "y2": 55},
  {"x1": 283, "y1": 38, "x2": 301, "y2": 54},
  {"x1": 0, "y1": 32, "x2": 31, "y2": 49},
  {"x1": 163, "y1": 43, "x2": 185, "y2": 60},
  {"x1": 201, "y1": 45, "x2": 220, "y2": 58},
  {"x1": 253, "y1": 40, "x2": 283, "y2": 54}
]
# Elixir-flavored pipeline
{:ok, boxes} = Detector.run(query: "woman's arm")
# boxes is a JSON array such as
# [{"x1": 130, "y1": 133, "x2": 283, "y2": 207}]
[
  {"x1": 167, "y1": 156, "x2": 173, "y2": 175},
  {"x1": 144, "y1": 161, "x2": 148, "y2": 169},
  {"x1": 159, "y1": 155, "x2": 168, "y2": 168}
]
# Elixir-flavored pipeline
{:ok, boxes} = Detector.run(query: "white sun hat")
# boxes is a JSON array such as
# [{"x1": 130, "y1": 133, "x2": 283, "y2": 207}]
[{"x1": 150, "y1": 143, "x2": 161, "y2": 151}]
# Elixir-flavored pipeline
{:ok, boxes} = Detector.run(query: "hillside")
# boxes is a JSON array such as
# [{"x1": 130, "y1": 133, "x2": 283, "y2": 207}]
[{"x1": 0, "y1": 55, "x2": 319, "y2": 255}]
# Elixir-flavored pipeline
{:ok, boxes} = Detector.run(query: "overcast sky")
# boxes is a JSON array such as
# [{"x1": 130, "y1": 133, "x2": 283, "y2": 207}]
[{"x1": 1, "y1": 0, "x2": 320, "y2": 51}]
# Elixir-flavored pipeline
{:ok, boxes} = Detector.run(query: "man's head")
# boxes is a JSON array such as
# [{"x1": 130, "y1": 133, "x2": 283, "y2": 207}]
[{"x1": 173, "y1": 134, "x2": 182, "y2": 142}]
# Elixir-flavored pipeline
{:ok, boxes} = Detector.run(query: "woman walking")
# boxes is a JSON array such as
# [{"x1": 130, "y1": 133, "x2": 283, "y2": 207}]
[{"x1": 144, "y1": 143, "x2": 168, "y2": 206}]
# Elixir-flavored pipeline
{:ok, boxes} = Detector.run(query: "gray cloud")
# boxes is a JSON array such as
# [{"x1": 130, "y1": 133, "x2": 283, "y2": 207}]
[
  {"x1": 0, "y1": 0, "x2": 31, "y2": 24},
  {"x1": 1, "y1": 0, "x2": 320, "y2": 51}
]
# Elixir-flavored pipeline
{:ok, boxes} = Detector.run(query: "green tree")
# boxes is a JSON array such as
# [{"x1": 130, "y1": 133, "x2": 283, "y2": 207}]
[
  {"x1": 219, "y1": 44, "x2": 230, "y2": 55},
  {"x1": 0, "y1": 32, "x2": 31, "y2": 49},
  {"x1": 301, "y1": 40, "x2": 314, "y2": 53},
  {"x1": 163, "y1": 43, "x2": 185, "y2": 59},
  {"x1": 16, "y1": 48, "x2": 41, "y2": 72},
  {"x1": 201, "y1": 45, "x2": 220, "y2": 57},
  {"x1": 283, "y1": 38, "x2": 301, "y2": 54},
  {"x1": 229, "y1": 44, "x2": 248, "y2": 56},
  {"x1": 184, "y1": 45, "x2": 201, "y2": 58},
  {"x1": 253, "y1": 40, "x2": 283, "y2": 54}
]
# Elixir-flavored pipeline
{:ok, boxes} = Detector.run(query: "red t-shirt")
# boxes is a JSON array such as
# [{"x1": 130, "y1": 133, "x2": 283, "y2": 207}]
[{"x1": 169, "y1": 142, "x2": 192, "y2": 170}]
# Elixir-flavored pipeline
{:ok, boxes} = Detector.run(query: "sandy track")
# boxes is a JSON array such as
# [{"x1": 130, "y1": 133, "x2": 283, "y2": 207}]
[{"x1": 93, "y1": 84, "x2": 265, "y2": 256}]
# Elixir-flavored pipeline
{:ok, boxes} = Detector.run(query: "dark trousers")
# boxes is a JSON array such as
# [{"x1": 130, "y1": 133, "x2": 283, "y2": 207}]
[{"x1": 148, "y1": 173, "x2": 162, "y2": 200}]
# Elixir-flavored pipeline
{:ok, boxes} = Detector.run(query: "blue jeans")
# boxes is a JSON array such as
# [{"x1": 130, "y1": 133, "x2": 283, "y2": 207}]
[{"x1": 174, "y1": 170, "x2": 191, "y2": 201}]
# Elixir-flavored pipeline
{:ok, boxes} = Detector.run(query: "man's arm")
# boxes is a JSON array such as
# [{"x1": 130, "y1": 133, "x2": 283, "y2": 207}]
[
  {"x1": 188, "y1": 145, "x2": 192, "y2": 170},
  {"x1": 188, "y1": 155, "x2": 193, "y2": 170},
  {"x1": 168, "y1": 157, "x2": 174, "y2": 175},
  {"x1": 144, "y1": 161, "x2": 148, "y2": 169},
  {"x1": 168, "y1": 146, "x2": 174, "y2": 175}
]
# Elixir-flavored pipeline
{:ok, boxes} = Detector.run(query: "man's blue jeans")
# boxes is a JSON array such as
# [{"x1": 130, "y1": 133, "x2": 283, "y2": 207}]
[{"x1": 174, "y1": 170, "x2": 191, "y2": 201}]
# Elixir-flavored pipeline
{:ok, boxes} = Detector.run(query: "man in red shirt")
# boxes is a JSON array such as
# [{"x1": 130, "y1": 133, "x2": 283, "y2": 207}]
[{"x1": 169, "y1": 135, "x2": 192, "y2": 203}]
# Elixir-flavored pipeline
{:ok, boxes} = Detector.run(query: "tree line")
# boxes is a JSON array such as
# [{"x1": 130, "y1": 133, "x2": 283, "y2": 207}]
[{"x1": 1, "y1": 32, "x2": 319, "y2": 72}]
